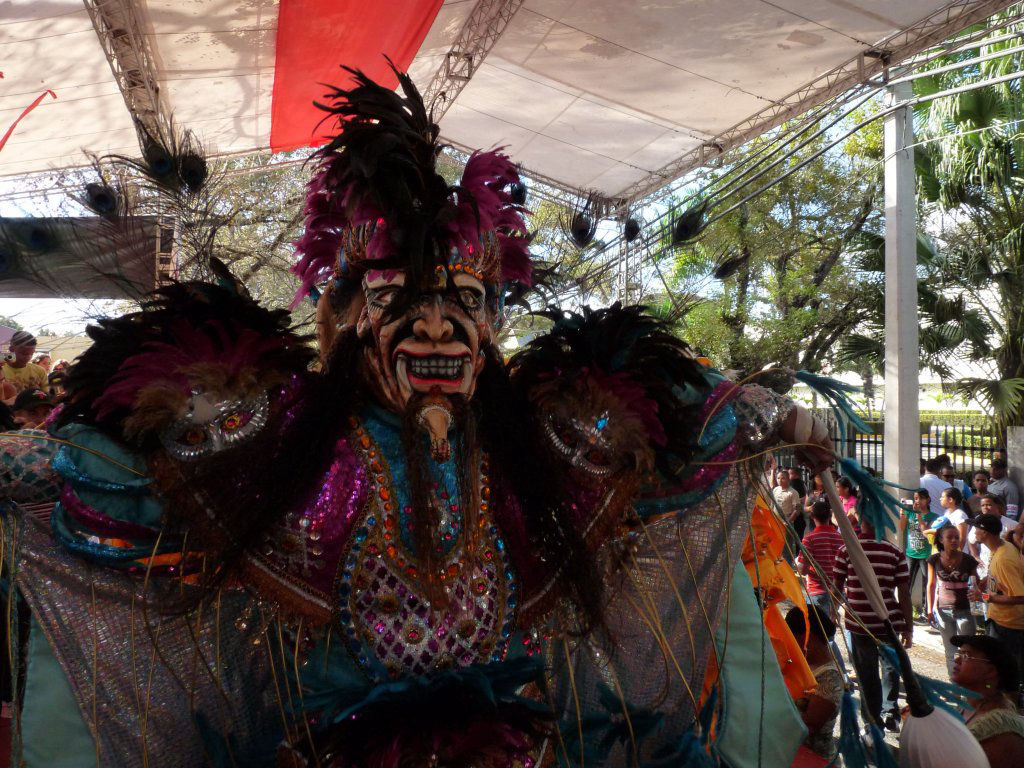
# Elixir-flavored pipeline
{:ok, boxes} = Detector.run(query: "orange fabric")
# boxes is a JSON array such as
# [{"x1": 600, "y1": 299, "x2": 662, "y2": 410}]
[
  {"x1": 743, "y1": 497, "x2": 806, "y2": 609},
  {"x1": 699, "y1": 649, "x2": 721, "y2": 740},
  {"x1": 743, "y1": 496, "x2": 816, "y2": 701},
  {"x1": 270, "y1": 0, "x2": 444, "y2": 152},
  {"x1": 765, "y1": 604, "x2": 817, "y2": 700}
]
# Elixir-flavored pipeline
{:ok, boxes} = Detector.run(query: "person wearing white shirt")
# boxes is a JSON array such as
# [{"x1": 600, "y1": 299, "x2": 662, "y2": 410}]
[
  {"x1": 927, "y1": 486, "x2": 971, "y2": 553},
  {"x1": 920, "y1": 457, "x2": 952, "y2": 518}
]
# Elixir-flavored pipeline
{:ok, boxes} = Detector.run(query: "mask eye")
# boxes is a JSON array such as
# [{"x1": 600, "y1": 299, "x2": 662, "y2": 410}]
[
  {"x1": 457, "y1": 287, "x2": 483, "y2": 311},
  {"x1": 368, "y1": 286, "x2": 399, "y2": 309},
  {"x1": 220, "y1": 411, "x2": 252, "y2": 433},
  {"x1": 553, "y1": 418, "x2": 578, "y2": 448},
  {"x1": 176, "y1": 426, "x2": 209, "y2": 447}
]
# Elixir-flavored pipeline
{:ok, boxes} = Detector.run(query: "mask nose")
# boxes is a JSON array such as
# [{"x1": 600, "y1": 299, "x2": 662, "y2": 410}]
[{"x1": 412, "y1": 295, "x2": 454, "y2": 343}]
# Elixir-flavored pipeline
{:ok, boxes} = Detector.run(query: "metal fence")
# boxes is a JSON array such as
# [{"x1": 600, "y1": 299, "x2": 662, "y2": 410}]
[{"x1": 776, "y1": 413, "x2": 1001, "y2": 481}]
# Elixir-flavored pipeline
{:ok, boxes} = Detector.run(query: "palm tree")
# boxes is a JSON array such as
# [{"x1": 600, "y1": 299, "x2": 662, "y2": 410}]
[{"x1": 909, "y1": 16, "x2": 1024, "y2": 425}]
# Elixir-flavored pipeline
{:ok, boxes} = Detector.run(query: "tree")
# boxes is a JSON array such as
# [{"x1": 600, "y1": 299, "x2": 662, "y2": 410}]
[
  {"x1": 663, "y1": 126, "x2": 882, "y2": 374},
  {"x1": 0, "y1": 316, "x2": 23, "y2": 331},
  {"x1": 908, "y1": 16, "x2": 1024, "y2": 425}
]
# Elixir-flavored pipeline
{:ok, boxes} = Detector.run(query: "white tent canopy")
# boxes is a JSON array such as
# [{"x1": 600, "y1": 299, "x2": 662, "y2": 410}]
[{"x1": 0, "y1": 0, "x2": 1015, "y2": 201}]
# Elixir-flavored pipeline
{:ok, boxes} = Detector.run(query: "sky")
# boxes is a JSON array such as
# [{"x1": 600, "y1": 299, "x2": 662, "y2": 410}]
[{"x1": 0, "y1": 297, "x2": 118, "y2": 336}]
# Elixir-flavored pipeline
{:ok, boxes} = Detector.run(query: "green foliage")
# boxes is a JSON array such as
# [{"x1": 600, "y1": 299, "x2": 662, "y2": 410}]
[
  {"x1": 910, "y1": 11, "x2": 1024, "y2": 424},
  {"x1": 201, "y1": 153, "x2": 310, "y2": 324},
  {"x1": 954, "y1": 378, "x2": 1024, "y2": 429},
  {"x1": 666, "y1": 125, "x2": 882, "y2": 373},
  {"x1": 0, "y1": 315, "x2": 24, "y2": 331},
  {"x1": 845, "y1": 101, "x2": 885, "y2": 161}
]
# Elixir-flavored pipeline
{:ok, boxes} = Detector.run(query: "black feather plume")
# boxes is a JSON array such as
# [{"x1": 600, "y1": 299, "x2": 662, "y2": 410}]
[
  {"x1": 178, "y1": 152, "x2": 209, "y2": 191},
  {"x1": 560, "y1": 193, "x2": 600, "y2": 249},
  {"x1": 510, "y1": 182, "x2": 528, "y2": 206},
  {"x1": 83, "y1": 183, "x2": 120, "y2": 217},
  {"x1": 671, "y1": 201, "x2": 707, "y2": 246},
  {"x1": 712, "y1": 248, "x2": 749, "y2": 280},
  {"x1": 508, "y1": 303, "x2": 711, "y2": 469},
  {"x1": 310, "y1": 59, "x2": 451, "y2": 311}
]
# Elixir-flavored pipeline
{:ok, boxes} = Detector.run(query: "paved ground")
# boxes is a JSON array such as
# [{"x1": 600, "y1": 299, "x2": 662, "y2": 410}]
[{"x1": 833, "y1": 613, "x2": 963, "y2": 749}]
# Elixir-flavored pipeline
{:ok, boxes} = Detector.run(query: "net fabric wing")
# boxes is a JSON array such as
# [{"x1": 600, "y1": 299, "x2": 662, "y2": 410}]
[
  {"x1": 0, "y1": 430, "x2": 62, "y2": 505},
  {"x1": 7, "y1": 510, "x2": 281, "y2": 767},
  {"x1": 546, "y1": 469, "x2": 755, "y2": 766}
]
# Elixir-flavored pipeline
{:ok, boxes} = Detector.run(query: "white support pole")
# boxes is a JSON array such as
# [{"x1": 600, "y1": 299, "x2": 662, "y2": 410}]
[{"x1": 883, "y1": 81, "x2": 920, "y2": 498}]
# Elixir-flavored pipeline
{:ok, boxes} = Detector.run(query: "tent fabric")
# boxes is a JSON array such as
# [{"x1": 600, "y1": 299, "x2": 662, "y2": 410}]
[
  {"x1": 270, "y1": 0, "x2": 444, "y2": 152},
  {"x1": 0, "y1": 1, "x2": 1012, "y2": 199}
]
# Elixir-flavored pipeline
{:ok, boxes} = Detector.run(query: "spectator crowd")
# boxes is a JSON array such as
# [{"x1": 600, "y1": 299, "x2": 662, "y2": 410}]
[
  {"x1": 771, "y1": 451, "x2": 1024, "y2": 764},
  {"x1": 0, "y1": 331, "x2": 67, "y2": 431}
]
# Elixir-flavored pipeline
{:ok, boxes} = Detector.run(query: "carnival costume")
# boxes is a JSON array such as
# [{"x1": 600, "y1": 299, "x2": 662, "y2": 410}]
[{"x1": 0, "y1": 67, "x2": 836, "y2": 768}]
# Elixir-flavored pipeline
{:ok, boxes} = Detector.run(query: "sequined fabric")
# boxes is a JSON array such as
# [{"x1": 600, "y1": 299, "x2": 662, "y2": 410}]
[
  {"x1": 0, "y1": 430, "x2": 61, "y2": 504},
  {"x1": 733, "y1": 383, "x2": 794, "y2": 449},
  {"x1": 248, "y1": 406, "x2": 519, "y2": 678},
  {"x1": 251, "y1": 431, "x2": 369, "y2": 608},
  {"x1": 340, "y1": 414, "x2": 516, "y2": 678},
  {"x1": 9, "y1": 511, "x2": 279, "y2": 767}
]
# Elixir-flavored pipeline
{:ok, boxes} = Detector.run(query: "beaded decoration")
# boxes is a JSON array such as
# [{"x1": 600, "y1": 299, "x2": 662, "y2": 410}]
[{"x1": 339, "y1": 417, "x2": 517, "y2": 678}]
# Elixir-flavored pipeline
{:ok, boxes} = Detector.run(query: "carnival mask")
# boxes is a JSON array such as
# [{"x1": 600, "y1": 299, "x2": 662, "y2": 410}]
[
  {"x1": 529, "y1": 374, "x2": 659, "y2": 478},
  {"x1": 159, "y1": 388, "x2": 270, "y2": 461},
  {"x1": 356, "y1": 267, "x2": 491, "y2": 460}
]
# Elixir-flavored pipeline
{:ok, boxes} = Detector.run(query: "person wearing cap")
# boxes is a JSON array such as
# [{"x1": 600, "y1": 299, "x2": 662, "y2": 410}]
[
  {"x1": 46, "y1": 369, "x2": 66, "y2": 401},
  {"x1": 10, "y1": 388, "x2": 54, "y2": 429},
  {"x1": 970, "y1": 513, "x2": 1024, "y2": 702},
  {"x1": 989, "y1": 458, "x2": 1021, "y2": 521},
  {"x1": 950, "y1": 634, "x2": 1024, "y2": 763},
  {"x1": 968, "y1": 494, "x2": 1019, "y2": 582},
  {"x1": 1, "y1": 332, "x2": 46, "y2": 394}
]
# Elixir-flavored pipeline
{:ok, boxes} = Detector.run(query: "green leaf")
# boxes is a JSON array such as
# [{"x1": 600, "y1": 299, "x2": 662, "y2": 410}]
[{"x1": 953, "y1": 377, "x2": 1024, "y2": 426}]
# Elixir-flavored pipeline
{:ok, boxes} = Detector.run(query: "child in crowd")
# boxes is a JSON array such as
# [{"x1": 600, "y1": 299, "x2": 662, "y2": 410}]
[{"x1": 901, "y1": 488, "x2": 936, "y2": 615}]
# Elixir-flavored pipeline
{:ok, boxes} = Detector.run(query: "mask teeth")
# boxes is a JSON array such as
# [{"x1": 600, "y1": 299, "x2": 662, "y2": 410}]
[{"x1": 408, "y1": 355, "x2": 465, "y2": 380}]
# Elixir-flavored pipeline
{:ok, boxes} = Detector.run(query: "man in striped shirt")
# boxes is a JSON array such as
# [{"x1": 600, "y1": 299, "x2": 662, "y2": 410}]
[
  {"x1": 833, "y1": 517, "x2": 913, "y2": 730},
  {"x1": 797, "y1": 499, "x2": 844, "y2": 615}
]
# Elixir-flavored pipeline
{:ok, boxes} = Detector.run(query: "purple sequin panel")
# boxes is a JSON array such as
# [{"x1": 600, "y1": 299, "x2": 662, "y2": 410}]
[
  {"x1": 264, "y1": 435, "x2": 369, "y2": 596},
  {"x1": 678, "y1": 438, "x2": 739, "y2": 491},
  {"x1": 700, "y1": 381, "x2": 742, "y2": 419}
]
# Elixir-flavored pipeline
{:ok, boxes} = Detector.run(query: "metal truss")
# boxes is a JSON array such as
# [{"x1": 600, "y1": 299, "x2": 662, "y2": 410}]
[
  {"x1": 82, "y1": 0, "x2": 167, "y2": 143},
  {"x1": 422, "y1": 0, "x2": 525, "y2": 118},
  {"x1": 619, "y1": 0, "x2": 1019, "y2": 203}
]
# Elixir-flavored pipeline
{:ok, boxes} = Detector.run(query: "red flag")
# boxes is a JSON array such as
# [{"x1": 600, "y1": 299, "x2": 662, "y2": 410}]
[{"x1": 270, "y1": 0, "x2": 443, "y2": 152}]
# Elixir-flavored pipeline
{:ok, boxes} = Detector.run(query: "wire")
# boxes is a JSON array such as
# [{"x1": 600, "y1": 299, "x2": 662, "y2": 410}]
[
  {"x1": 612, "y1": 65, "x2": 1024, "y2": 282},
  {"x1": 597, "y1": 18, "x2": 1024, "y2": 255}
]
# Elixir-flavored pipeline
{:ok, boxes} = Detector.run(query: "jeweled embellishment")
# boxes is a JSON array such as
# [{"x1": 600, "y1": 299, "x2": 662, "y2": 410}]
[{"x1": 341, "y1": 419, "x2": 517, "y2": 676}]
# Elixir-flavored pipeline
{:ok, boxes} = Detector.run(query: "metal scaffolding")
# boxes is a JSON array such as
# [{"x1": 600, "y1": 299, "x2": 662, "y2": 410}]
[
  {"x1": 422, "y1": 0, "x2": 524, "y2": 118},
  {"x1": 82, "y1": 0, "x2": 167, "y2": 143},
  {"x1": 617, "y1": 0, "x2": 1018, "y2": 203}
]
